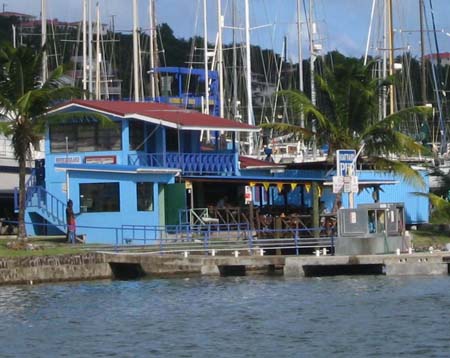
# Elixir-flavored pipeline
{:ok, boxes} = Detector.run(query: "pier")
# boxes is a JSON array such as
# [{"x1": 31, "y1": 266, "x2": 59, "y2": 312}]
[{"x1": 104, "y1": 251, "x2": 450, "y2": 279}]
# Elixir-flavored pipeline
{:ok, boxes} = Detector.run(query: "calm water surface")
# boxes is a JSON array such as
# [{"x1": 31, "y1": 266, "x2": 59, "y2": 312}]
[{"x1": 0, "y1": 275, "x2": 449, "y2": 357}]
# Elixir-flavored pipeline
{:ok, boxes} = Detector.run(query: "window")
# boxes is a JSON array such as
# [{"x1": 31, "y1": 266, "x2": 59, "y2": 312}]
[
  {"x1": 166, "y1": 128, "x2": 179, "y2": 152},
  {"x1": 50, "y1": 122, "x2": 121, "y2": 153},
  {"x1": 79, "y1": 183, "x2": 120, "y2": 212},
  {"x1": 129, "y1": 120, "x2": 145, "y2": 150},
  {"x1": 137, "y1": 182, "x2": 154, "y2": 211}
]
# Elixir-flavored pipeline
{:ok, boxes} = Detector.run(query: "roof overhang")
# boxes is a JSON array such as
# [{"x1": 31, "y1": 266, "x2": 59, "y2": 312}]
[
  {"x1": 182, "y1": 175, "x2": 328, "y2": 184},
  {"x1": 323, "y1": 179, "x2": 399, "y2": 187},
  {"x1": 49, "y1": 103, "x2": 260, "y2": 133},
  {"x1": 55, "y1": 163, "x2": 181, "y2": 175}
]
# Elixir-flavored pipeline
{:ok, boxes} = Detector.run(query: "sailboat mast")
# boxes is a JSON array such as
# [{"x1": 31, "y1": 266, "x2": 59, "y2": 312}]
[
  {"x1": 132, "y1": 0, "x2": 140, "y2": 102},
  {"x1": 297, "y1": 0, "x2": 303, "y2": 93},
  {"x1": 148, "y1": 0, "x2": 156, "y2": 101},
  {"x1": 419, "y1": 0, "x2": 427, "y2": 105},
  {"x1": 217, "y1": 0, "x2": 224, "y2": 118},
  {"x1": 309, "y1": 0, "x2": 316, "y2": 159},
  {"x1": 12, "y1": 24, "x2": 16, "y2": 48},
  {"x1": 88, "y1": 0, "x2": 93, "y2": 99},
  {"x1": 232, "y1": 0, "x2": 238, "y2": 121},
  {"x1": 41, "y1": 0, "x2": 48, "y2": 83},
  {"x1": 296, "y1": 0, "x2": 304, "y2": 128},
  {"x1": 82, "y1": 0, "x2": 88, "y2": 98},
  {"x1": 244, "y1": 0, "x2": 254, "y2": 154},
  {"x1": 95, "y1": 3, "x2": 101, "y2": 100},
  {"x1": 387, "y1": 0, "x2": 395, "y2": 114},
  {"x1": 203, "y1": 0, "x2": 210, "y2": 114}
]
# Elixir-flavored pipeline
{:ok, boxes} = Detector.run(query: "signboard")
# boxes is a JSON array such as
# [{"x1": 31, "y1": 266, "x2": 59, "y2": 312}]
[
  {"x1": 244, "y1": 186, "x2": 253, "y2": 204},
  {"x1": 85, "y1": 155, "x2": 117, "y2": 165},
  {"x1": 55, "y1": 156, "x2": 81, "y2": 164},
  {"x1": 337, "y1": 149, "x2": 356, "y2": 177},
  {"x1": 343, "y1": 176, "x2": 359, "y2": 193},
  {"x1": 332, "y1": 176, "x2": 344, "y2": 193}
]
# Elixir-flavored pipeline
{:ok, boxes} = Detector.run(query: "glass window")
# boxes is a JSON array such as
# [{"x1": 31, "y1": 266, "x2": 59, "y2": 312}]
[
  {"x1": 50, "y1": 122, "x2": 122, "y2": 153},
  {"x1": 129, "y1": 120, "x2": 145, "y2": 150},
  {"x1": 49, "y1": 123, "x2": 77, "y2": 152},
  {"x1": 166, "y1": 128, "x2": 179, "y2": 152},
  {"x1": 137, "y1": 182, "x2": 154, "y2": 211},
  {"x1": 77, "y1": 123, "x2": 96, "y2": 152},
  {"x1": 97, "y1": 124, "x2": 121, "y2": 151},
  {"x1": 79, "y1": 183, "x2": 120, "y2": 212}
]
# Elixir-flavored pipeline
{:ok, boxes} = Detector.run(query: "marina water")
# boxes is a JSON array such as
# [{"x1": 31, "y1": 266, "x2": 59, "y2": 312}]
[{"x1": 1, "y1": 275, "x2": 449, "y2": 357}]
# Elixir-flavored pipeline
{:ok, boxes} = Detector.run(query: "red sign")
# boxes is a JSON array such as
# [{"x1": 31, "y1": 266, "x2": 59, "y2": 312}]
[{"x1": 85, "y1": 155, "x2": 117, "y2": 165}]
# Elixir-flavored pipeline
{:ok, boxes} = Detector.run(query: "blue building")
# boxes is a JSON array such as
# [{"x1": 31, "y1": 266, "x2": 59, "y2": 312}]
[
  {"x1": 22, "y1": 99, "x2": 430, "y2": 246},
  {"x1": 24, "y1": 100, "x2": 259, "y2": 243}
]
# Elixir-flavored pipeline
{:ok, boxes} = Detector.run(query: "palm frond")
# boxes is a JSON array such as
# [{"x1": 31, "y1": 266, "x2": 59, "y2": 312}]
[
  {"x1": 368, "y1": 156, "x2": 426, "y2": 189},
  {"x1": 259, "y1": 122, "x2": 313, "y2": 138}
]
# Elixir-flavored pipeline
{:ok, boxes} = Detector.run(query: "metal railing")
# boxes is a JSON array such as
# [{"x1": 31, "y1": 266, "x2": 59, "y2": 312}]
[
  {"x1": 128, "y1": 151, "x2": 236, "y2": 175},
  {"x1": 19, "y1": 185, "x2": 67, "y2": 226},
  {"x1": 1, "y1": 219, "x2": 335, "y2": 257}
]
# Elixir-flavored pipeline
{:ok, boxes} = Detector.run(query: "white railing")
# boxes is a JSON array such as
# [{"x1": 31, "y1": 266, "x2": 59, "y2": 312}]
[
  {"x1": 0, "y1": 137, "x2": 15, "y2": 159},
  {"x1": 0, "y1": 136, "x2": 44, "y2": 160}
]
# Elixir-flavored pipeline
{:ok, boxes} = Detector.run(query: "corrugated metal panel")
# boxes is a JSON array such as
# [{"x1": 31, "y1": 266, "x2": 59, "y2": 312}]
[{"x1": 356, "y1": 171, "x2": 429, "y2": 225}]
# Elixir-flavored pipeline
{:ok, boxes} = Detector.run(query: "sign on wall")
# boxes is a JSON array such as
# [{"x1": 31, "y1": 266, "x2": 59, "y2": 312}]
[{"x1": 336, "y1": 149, "x2": 356, "y2": 177}]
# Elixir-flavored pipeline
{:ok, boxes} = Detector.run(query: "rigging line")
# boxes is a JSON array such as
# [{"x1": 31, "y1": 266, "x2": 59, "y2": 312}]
[
  {"x1": 424, "y1": 3, "x2": 442, "y2": 146},
  {"x1": 184, "y1": 0, "x2": 202, "y2": 111},
  {"x1": 427, "y1": 0, "x2": 447, "y2": 152}
]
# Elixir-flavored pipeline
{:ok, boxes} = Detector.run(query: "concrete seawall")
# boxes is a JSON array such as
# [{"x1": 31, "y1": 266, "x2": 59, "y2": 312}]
[
  {"x1": 0, "y1": 253, "x2": 112, "y2": 285},
  {"x1": 105, "y1": 252, "x2": 450, "y2": 278},
  {"x1": 0, "y1": 251, "x2": 449, "y2": 285}
]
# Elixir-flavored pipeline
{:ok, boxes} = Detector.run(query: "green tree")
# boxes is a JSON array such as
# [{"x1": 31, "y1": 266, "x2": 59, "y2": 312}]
[
  {"x1": 262, "y1": 54, "x2": 432, "y2": 187},
  {"x1": 0, "y1": 45, "x2": 82, "y2": 239}
]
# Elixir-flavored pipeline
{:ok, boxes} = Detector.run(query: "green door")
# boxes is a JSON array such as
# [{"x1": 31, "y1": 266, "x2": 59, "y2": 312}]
[{"x1": 164, "y1": 183, "x2": 186, "y2": 225}]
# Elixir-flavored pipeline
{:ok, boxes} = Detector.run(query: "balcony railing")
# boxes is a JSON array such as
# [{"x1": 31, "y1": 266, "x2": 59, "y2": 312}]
[{"x1": 128, "y1": 152, "x2": 237, "y2": 176}]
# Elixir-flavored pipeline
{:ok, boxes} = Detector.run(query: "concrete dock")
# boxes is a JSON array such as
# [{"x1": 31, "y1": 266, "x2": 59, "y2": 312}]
[{"x1": 104, "y1": 251, "x2": 450, "y2": 278}]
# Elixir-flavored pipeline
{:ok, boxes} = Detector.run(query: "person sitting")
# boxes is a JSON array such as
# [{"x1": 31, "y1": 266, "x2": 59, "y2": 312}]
[{"x1": 216, "y1": 196, "x2": 228, "y2": 209}]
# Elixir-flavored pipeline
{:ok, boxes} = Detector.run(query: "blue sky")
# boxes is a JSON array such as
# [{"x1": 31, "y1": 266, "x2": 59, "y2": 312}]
[{"x1": 7, "y1": 0, "x2": 450, "y2": 60}]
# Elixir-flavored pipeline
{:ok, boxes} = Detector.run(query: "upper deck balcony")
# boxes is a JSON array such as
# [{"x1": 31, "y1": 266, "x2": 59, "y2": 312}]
[{"x1": 128, "y1": 151, "x2": 238, "y2": 176}]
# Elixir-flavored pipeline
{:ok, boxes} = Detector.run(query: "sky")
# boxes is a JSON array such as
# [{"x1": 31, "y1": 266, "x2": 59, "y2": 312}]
[{"x1": 5, "y1": 0, "x2": 450, "y2": 61}]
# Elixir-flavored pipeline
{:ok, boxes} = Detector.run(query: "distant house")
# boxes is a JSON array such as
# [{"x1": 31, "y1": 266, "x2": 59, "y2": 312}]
[
  {"x1": 424, "y1": 52, "x2": 450, "y2": 66},
  {"x1": 0, "y1": 11, "x2": 36, "y2": 23}
]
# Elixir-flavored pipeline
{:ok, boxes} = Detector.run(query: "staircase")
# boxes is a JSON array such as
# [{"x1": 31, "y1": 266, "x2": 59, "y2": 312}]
[{"x1": 15, "y1": 170, "x2": 67, "y2": 235}]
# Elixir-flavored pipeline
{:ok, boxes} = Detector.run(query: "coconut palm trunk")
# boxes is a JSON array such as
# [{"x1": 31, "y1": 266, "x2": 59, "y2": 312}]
[{"x1": 17, "y1": 148, "x2": 27, "y2": 239}]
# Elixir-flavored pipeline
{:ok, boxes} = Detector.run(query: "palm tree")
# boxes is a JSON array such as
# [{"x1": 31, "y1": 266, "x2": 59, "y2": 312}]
[
  {"x1": 0, "y1": 45, "x2": 82, "y2": 239},
  {"x1": 262, "y1": 54, "x2": 432, "y2": 187}
]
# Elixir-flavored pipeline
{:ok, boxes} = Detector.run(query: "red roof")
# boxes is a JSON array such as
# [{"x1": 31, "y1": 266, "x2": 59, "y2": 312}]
[
  {"x1": 239, "y1": 156, "x2": 284, "y2": 169},
  {"x1": 53, "y1": 100, "x2": 259, "y2": 132},
  {"x1": 0, "y1": 11, "x2": 34, "y2": 18},
  {"x1": 424, "y1": 52, "x2": 450, "y2": 60}
]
